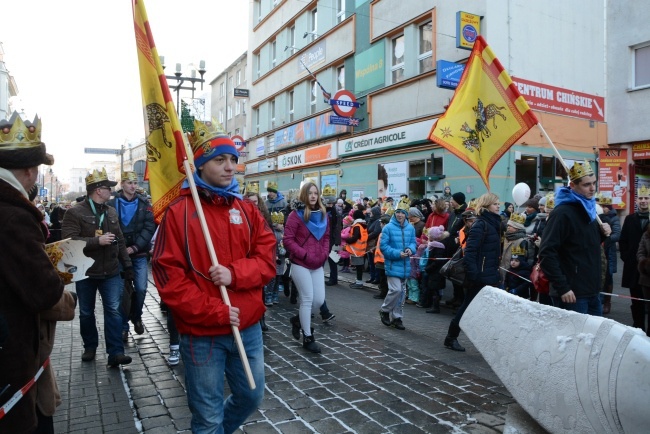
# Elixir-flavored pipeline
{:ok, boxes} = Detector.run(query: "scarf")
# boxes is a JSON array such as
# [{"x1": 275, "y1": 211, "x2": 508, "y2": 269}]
[
  {"x1": 268, "y1": 191, "x2": 285, "y2": 204},
  {"x1": 555, "y1": 186, "x2": 597, "y2": 222},
  {"x1": 117, "y1": 196, "x2": 138, "y2": 227},
  {"x1": 428, "y1": 240, "x2": 445, "y2": 250},
  {"x1": 183, "y1": 172, "x2": 243, "y2": 200},
  {"x1": 505, "y1": 228, "x2": 526, "y2": 241},
  {"x1": 296, "y1": 208, "x2": 327, "y2": 240}
]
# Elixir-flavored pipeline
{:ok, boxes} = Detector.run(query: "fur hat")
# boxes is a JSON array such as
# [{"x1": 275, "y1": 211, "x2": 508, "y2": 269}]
[
  {"x1": 428, "y1": 225, "x2": 449, "y2": 241},
  {"x1": 452, "y1": 192, "x2": 466, "y2": 204}
]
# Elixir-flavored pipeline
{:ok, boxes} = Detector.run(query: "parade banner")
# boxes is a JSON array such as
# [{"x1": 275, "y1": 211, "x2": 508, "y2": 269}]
[
  {"x1": 598, "y1": 148, "x2": 628, "y2": 209},
  {"x1": 133, "y1": 0, "x2": 191, "y2": 223},
  {"x1": 429, "y1": 36, "x2": 538, "y2": 189}
]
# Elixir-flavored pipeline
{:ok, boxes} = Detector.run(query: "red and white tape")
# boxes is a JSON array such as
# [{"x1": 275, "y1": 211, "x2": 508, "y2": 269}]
[{"x1": 0, "y1": 357, "x2": 50, "y2": 420}]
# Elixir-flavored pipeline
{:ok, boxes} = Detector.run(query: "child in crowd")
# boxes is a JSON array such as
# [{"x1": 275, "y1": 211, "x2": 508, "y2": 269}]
[
  {"x1": 420, "y1": 225, "x2": 450, "y2": 313},
  {"x1": 339, "y1": 215, "x2": 353, "y2": 273},
  {"x1": 372, "y1": 214, "x2": 391, "y2": 299},
  {"x1": 503, "y1": 246, "x2": 533, "y2": 299},
  {"x1": 406, "y1": 231, "x2": 429, "y2": 304},
  {"x1": 265, "y1": 212, "x2": 287, "y2": 306}
]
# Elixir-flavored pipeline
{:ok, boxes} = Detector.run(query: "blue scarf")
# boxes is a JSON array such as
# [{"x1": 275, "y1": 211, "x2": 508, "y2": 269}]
[
  {"x1": 268, "y1": 191, "x2": 285, "y2": 204},
  {"x1": 555, "y1": 186, "x2": 597, "y2": 222},
  {"x1": 182, "y1": 172, "x2": 243, "y2": 200},
  {"x1": 117, "y1": 197, "x2": 138, "y2": 227},
  {"x1": 296, "y1": 209, "x2": 327, "y2": 240}
]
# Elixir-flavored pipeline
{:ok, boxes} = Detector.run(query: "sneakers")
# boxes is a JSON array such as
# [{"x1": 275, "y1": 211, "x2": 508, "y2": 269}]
[
  {"x1": 107, "y1": 354, "x2": 132, "y2": 367},
  {"x1": 167, "y1": 348, "x2": 180, "y2": 366},
  {"x1": 321, "y1": 313, "x2": 335, "y2": 323},
  {"x1": 133, "y1": 319, "x2": 144, "y2": 335},
  {"x1": 379, "y1": 310, "x2": 391, "y2": 326},
  {"x1": 264, "y1": 292, "x2": 274, "y2": 306},
  {"x1": 289, "y1": 315, "x2": 301, "y2": 340},
  {"x1": 303, "y1": 334, "x2": 321, "y2": 353},
  {"x1": 81, "y1": 349, "x2": 96, "y2": 362},
  {"x1": 444, "y1": 336, "x2": 466, "y2": 352},
  {"x1": 390, "y1": 318, "x2": 405, "y2": 330},
  {"x1": 349, "y1": 282, "x2": 364, "y2": 289},
  {"x1": 272, "y1": 291, "x2": 279, "y2": 304}
]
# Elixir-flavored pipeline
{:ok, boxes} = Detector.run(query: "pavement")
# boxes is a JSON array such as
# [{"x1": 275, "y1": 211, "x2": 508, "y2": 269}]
[{"x1": 50, "y1": 261, "x2": 634, "y2": 433}]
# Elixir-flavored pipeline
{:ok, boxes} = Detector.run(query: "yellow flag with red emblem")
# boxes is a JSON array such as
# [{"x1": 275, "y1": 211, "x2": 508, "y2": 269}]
[
  {"x1": 132, "y1": 0, "x2": 192, "y2": 223},
  {"x1": 429, "y1": 36, "x2": 538, "y2": 189}
]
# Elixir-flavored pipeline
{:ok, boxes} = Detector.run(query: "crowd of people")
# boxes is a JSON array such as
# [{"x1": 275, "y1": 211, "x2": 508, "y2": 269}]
[{"x1": 1, "y1": 109, "x2": 644, "y2": 434}]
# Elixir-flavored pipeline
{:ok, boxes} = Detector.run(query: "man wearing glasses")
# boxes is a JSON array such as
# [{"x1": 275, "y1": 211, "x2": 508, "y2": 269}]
[{"x1": 62, "y1": 167, "x2": 134, "y2": 366}]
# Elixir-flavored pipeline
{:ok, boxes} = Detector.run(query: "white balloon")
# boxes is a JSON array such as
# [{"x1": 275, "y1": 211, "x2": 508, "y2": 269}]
[{"x1": 512, "y1": 183, "x2": 531, "y2": 206}]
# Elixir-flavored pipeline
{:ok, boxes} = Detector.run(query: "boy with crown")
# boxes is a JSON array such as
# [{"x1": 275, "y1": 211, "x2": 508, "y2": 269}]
[
  {"x1": 538, "y1": 161, "x2": 611, "y2": 315},
  {"x1": 62, "y1": 167, "x2": 134, "y2": 367},
  {"x1": 264, "y1": 180, "x2": 287, "y2": 213},
  {"x1": 107, "y1": 171, "x2": 155, "y2": 339},
  {"x1": 152, "y1": 119, "x2": 276, "y2": 434},
  {"x1": 504, "y1": 245, "x2": 533, "y2": 298},
  {"x1": 499, "y1": 211, "x2": 535, "y2": 295},
  {"x1": 0, "y1": 113, "x2": 77, "y2": 432}
]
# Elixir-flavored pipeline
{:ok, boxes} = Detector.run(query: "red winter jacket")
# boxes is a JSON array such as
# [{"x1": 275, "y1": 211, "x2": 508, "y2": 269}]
[{"x1": 152, "y1": 189, "x2": 276, "y2": 336}]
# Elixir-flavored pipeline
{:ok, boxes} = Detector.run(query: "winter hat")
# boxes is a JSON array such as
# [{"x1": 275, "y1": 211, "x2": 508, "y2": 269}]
[
  {"x1": 503, "y1": 202, "x2": 513, "y2": 211},
  {"x1": 380, "y1": 214, "x2": 391, "y2": 224},
  {"x1": 408, "y1": 207, "x2": 424, "y2": 220},
  {"x1": 343, "y1": 215, "x2": 354, "y2": 226},
  {"x1": 522, "y1": 198, "x2": 539, "y2": 211},
  {"x1": 538, "y1": 196, "x2": 547, "y2": 207},
  {"x1": 428, "y1": 225, "x2": 449, "y2": 241},
  {"x1": 352, "y1": 209, "x2": 365, "y2": 221},
  {"x1": 452, "y1": 192, "x2": 466, "y2": 204},
  {"x1": 188, "y1": 119, "x2": 238, "y2": 168},
  {"x1": 507, "y1": 213, "x2": 526, "y2": 230}
]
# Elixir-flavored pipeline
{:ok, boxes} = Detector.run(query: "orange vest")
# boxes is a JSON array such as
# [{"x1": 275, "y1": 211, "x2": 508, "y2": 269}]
[
  {"x1": 374, "y1": 233, "x2": 385, "y2": 264},
  {"x1": 459, "y1": 227, "x2": 468, "y2": 250},
  {"x1": 345, "y1": 222, "x2": 368, "y2": 257}
]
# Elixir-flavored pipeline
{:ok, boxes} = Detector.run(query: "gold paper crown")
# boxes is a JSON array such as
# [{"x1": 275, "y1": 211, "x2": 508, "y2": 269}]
[
  {"x1": 508, "y1": 213, "x2": 526, "y2": 225},
  {"x1": 595, "y1": 192, "x2": 612, "y2": 205},
  {"x1": 0, "y1": 112, "x2": 42, "y2": 150},
  {"x1": 85, "y1": 168, "x2": 111, "y2": 186},
  {"x1": 396, "y1": 197, "x2": 410, "y2": 212},
  {"x1": 568, "y1": 162, "x2": 594, "y2": 182},
  {"x1": 466, "y1": 199, "x2": 478, "y2": 210},
  {"x1": 345, "y1": 198, "x2": 354, "y2": 206},
  {"x1": 246, "y1": 182, "x2": 259, "y2": 194},
  {"x1": 322, "y1": 184, "x2": 335, "y2": 196},
  {"x1": 121, "y1": 171, "x2": 138, "y2": 182},
  {"x1": 638, "y1": 185, "x2": 650, "y2": 197},
  {"x1": 187, "y1": 118, "x2": 226, "y2": 153},
  {"x1": 511, "y1": 245, "x2": 527, "y2": 257},
  {"x1": 545, "y1": 193, "x2": 555, "y2": 209},
  {"x1": 271, "y1": 211, "x2": 285, "y2": 224},
  {"x1": 443, "y1": 181, "x2": 450, "y2": 188},
  {"x1": 267, "y1": 181, "x2": 278, "y2": 190}
]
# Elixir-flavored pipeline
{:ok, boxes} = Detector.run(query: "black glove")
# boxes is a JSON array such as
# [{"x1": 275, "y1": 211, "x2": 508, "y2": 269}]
[{"x1": 121, "y1": 267, "x2": 135, "y2": 282}]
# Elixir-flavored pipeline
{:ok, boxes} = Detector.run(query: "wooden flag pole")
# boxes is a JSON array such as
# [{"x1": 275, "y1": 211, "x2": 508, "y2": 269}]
[
  {"x1": 536, "y1": 123, "x2": 605, "y2": 228},
  {"x1": 181, "y1": 156, "x2": 256, "y2": 390}
]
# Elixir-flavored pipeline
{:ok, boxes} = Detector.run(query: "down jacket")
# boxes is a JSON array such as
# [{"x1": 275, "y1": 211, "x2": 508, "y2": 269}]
[
  {"x1": 380, "y1": 213, "x2": 417, "y2": 279},
  {"x1": 463, "y1": 211, "x2": 502, "y2": 287}
]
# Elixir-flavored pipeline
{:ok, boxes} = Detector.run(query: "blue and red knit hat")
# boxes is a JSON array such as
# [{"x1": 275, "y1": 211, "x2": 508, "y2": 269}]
[{"x1": 188, "y1": 119, "x2": 239, "y2": 168}]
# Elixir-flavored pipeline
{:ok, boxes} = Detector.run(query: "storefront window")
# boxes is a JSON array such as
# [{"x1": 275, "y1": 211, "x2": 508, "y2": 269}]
[{"x1": 409, "y1": 159, "x2": 425, "y2": 198}]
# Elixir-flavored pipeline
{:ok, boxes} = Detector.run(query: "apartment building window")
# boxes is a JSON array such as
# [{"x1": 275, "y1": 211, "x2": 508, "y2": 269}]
[
  {"x1": 337, "y1": 65, "x2": 345, "y2": 90},
  {"x1": 336, "y1": 0, "x2": 345, "y2": 23},
  {"x1": 219, "y1": 110, "x2": 224, "y2": 124},
  {"x1": 254, "y1": 108, "x2": 260, "y2": 135},
  {"x1": 236, "y1": 70, "x2": 241, "y2": 85},
  {"x1": 310, "y1": 80, "x2": 317, "y2": 114},
  {"x1": 242, "y1": 100, "x2": 247, "y2": 116},
  {"x1": 289, "y1": 25, "x2": 296, "y2": 49},
  {"x1": 255, "y1": 53, "x2": 261, "y2": 78},
  {"x1": 391, "y1": 35, "x2": 405, "y2": 83},
  {"x1": 235, "y1": 100, "x2": 241, "y2": 116},
  {"x1": 254, "y1": 0, "x2": 261, "y2": 23},
  {"x1": 288, "y1": 90, "x2": 295, "y2": 122},
  {"x1": 228, "y1": 76, "x2": 233, "y2": 91},
  {"x1": 227, "y1": 105, "x2": 233, "y2": 120},
  {"x1": 270, "y1": 99, "x2": 276, "y2": 128},
  {"x1": 273, "y1": 0, "x2": 279, "y2": 6},
  {"x1": 271, "y1": 40, "x2": 277, "y2": 68},
  {"x1": 219, "y1": 81, "x2": 225, "y2": 97},
  {"x1": 310, "y1": 8, "x2": 318, "y2": 40},
  {"x1": 418, "y1": 21, "x2": 433, "y2": 73},
  {"x1": 634, "y1": 43, "x2": 650, "y2": 88},
  {"x1": 235, "y1": 128, "x2": 240, "y2": 135}
]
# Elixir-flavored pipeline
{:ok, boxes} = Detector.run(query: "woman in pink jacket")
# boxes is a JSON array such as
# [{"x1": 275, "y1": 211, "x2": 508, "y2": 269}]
[{"x1": 284, "y1": 182, "x2": 330, "y2": 353}]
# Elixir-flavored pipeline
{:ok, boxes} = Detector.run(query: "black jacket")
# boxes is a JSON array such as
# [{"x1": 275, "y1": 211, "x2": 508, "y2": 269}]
[
  {"x1": 108, "y1": 192, "x2": 156, "y2": 256},
  {"x1": 504, "y1": 260, "x2": 532, "y2": 297},
  {"x1": 539, "y1": 202, "x2": 603, "y2": 297},
  {"x1": 448, "y1": 203, "x2": 468, "y2": 237},
  {"x1": 464, "y1": 211, "x2": 502, "y2": 286},
  {"x1": 619, "y1": 212, "x2": 644, "y2": 288},
  {"x1": 328, "y1": 206, "x2": 343, "y2": 248}
]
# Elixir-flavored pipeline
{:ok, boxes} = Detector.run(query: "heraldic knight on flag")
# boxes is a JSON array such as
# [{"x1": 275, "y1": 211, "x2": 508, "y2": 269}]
[
  {"x1": 132, "y1": 0, "x2": 192, "y2": 223},
  {"x1": 429, "y1": 36, "x2": 538, "y2": 189}
]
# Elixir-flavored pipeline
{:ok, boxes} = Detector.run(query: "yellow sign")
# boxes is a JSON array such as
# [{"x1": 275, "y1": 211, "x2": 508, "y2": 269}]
[{"x1": 456, "y1": 11, "x2": 481, "y2": 50}]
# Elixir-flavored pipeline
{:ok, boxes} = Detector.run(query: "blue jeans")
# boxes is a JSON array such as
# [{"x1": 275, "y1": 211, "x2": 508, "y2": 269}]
[
  {"x1": 121, "y1": 256, "x2": 148, "y2": 330},
  {"x1": 550, "y1": 294, "x2": 603, "y2": 316},
  {"x1": 181, "y1": 324, "x2": 265, "y2": 434},
  {"x1": 76, "y1": 274, "x2": 125, "y2": 356}
]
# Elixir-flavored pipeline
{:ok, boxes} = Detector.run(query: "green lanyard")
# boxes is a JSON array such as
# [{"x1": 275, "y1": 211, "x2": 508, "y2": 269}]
[{"x1": 89, "y1": 200, "x2": 106, "y2": 230}]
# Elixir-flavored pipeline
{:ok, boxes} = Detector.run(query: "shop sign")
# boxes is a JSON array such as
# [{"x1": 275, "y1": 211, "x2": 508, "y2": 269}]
[
  {"x1": 598, "y1": 148, "x2": 627, "y2": 209},
  {"x1": 338, "y1": 119, "x2": 434, "y2": 156},
  {"x1": 632, "y1": 142, "x2": 650, "y2": 160},
  {"x1": 277, "y1": 142, "x2": 337, "y2": 170}
]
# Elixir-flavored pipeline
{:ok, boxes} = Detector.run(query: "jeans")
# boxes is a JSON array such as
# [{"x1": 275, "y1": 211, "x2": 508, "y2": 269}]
[
  {"x1": 550, "y1": 294, "x2": 603, "y2": 316},
  {"x1": 76, "y1": 274, "x2": 125, "y2": 356},
  {"x1": 121, "y1": 256, "x2": 148, "y2": 330},
  {"x1": 181, "y1": 324, "x2": 265, "y2": 434}
]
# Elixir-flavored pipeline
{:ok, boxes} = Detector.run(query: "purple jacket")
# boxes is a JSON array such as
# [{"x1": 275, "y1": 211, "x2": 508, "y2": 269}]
[{"x1": 284, "y1": 210, "x2": 330, "y2": 270}]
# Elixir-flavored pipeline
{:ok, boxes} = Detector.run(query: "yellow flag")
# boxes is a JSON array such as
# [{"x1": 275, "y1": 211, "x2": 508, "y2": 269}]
[
  {"x1": 132, "y1": 0, "x2": 192, "y2": 223},
  {"x1": 429, "y1": 36, "x2": 538, "y2": 189}
]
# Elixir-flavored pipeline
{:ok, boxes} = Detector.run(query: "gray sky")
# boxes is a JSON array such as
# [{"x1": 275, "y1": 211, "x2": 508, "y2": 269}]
[{"x1": 1, "y1": 0, "x2": 249, "y2": 180}]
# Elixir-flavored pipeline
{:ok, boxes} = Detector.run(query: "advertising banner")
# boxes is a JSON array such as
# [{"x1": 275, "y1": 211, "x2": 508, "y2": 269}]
[
  {"x1": 632, "y1": 142, "x2": 650, "y2": 160},
  {"x1": 378, "y1": 161, "x2": 408, "y2": 199},
  {"x1": 598, "y1": 148, "x2": 627, "y2": 209}
]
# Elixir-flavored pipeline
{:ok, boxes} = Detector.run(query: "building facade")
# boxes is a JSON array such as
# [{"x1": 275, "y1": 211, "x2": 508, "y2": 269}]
[{"x1": 240, "y1": 0, "x2": 608, "y2": 206}]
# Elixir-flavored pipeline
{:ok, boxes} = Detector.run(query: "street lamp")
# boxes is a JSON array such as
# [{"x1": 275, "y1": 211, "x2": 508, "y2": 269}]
[
  {"x1": 48, "y1": 168, "x2": 55, "y2": 203},
  {"x1": 160, "y1": 56, "x2": 206, "y2": 115}
]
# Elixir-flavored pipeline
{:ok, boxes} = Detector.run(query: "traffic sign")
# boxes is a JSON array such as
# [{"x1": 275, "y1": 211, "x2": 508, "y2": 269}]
[
  {"x1": 330, "y1": 89, "x2": 359, "y2": 117},
  {"x1": 329, "y1": 115, "x2": 360, "y2": 127},
  {"x1": 231, "y1": 135, "x2": 246, "y2": 152},
  {"x1": 40, "y1": 188, "x2": 48, "y2": 197},
  {"x1": 84, "y1": 147, "x2": 122, "y2": 155}
]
